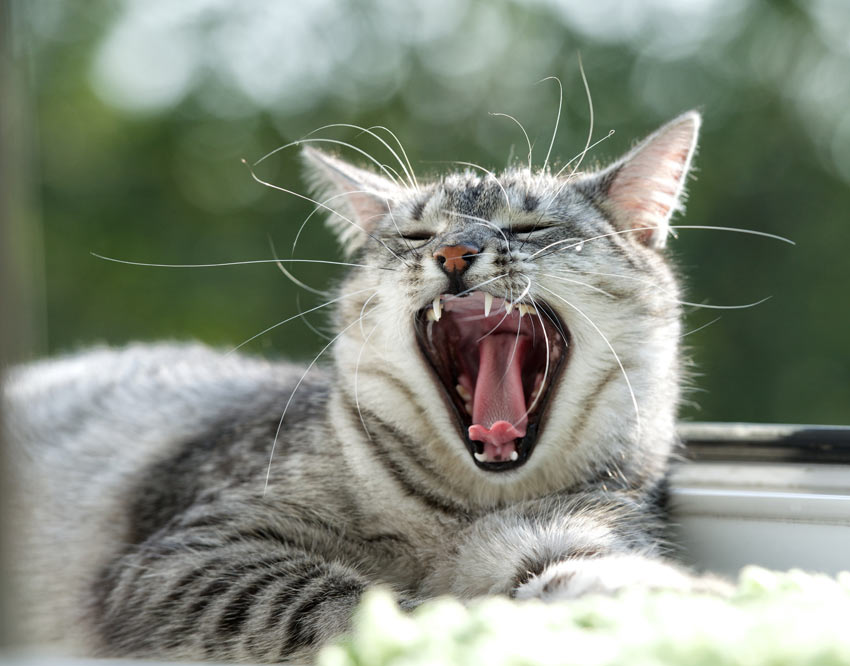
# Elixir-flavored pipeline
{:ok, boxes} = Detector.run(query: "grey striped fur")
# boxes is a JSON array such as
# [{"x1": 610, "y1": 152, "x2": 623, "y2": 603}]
[{"x1": 4, "y1": 112, "x2": 727, "y2": 663}]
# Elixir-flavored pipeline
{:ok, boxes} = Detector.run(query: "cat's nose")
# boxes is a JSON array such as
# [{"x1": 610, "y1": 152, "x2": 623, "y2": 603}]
[{"x1": 433, "y1": 244, "x2": 479, "y2": 274}]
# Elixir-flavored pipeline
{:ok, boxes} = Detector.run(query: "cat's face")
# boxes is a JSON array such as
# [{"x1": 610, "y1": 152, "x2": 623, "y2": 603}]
[{"x1": 307, "y1": 112, "x2": 699, "y2": 503}]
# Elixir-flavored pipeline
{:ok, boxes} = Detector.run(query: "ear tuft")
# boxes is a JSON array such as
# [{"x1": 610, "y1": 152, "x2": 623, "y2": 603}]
[
  {"x1": 585, "y1": 111, "x2": 701, "y2": 249},
  {"x1": 301, "y1": 146, "x2": 399, "y2": 255}
]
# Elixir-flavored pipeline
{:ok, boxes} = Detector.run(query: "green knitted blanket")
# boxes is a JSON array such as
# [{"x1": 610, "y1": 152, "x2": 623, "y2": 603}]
[{"x1": 318, "y1": 568, "x2": 850, "y2": 666}]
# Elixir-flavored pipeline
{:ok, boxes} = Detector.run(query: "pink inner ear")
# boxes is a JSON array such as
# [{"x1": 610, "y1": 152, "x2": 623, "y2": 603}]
[
  {"x1": 301, "y1": 145, "x2": 398, "y2": 253},
  {"x1": 345, "y1": 190, "x2": 390, "y2": 227},
  {"x1": 605, "y1": 116, "x2": 699, "y2": 249}
]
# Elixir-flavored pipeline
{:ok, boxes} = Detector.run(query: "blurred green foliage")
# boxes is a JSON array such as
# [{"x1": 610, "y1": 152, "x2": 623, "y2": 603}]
[{"x1": 9, "y1": 0, "x2": 850, "y2": 424}]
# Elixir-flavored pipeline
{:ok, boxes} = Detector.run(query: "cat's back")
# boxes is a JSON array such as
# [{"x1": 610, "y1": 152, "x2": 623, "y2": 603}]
[
  {"x1": 2, "y1": 342, "x2": 315, "y2": 646},
  {"x1": 4, "y1": 342, "x2": 309, "y2": 490}
]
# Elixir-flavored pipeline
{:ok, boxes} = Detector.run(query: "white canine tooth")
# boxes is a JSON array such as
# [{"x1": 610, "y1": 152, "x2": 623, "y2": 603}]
[
  {"x1": 432, "y1": 296, "x2": 442, "y2": 321},
  {"x1": 474, "y1": 452, "x2": 486, "y2": 463},
  {"x1": 505, "y1": 300, "x2": 514, "y2": 314},
  {"x1": 456, "y1": 384, "x2": 471, "y2": 401},
  {"x1": 510, "y1": 450, "x2": 519, "y2": 462},
  {"x1": 519, "y1": 304, "x2": 537, "y2": 317},
  {"x1": 426, "y1": 308, "x2": 438, "y2": 322},
  {"x1": 484, "y1": 292, "x2": 493, "y2": 317}
]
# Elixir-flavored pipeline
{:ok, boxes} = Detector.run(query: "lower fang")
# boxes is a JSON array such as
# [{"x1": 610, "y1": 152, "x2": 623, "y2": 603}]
[
  {"x1": 510, "y1": 450, "x2": 519, "y2": 462},
  {"x1": 474, "y1": 452, "x2": 486, "y2": 463},
  {"x1": 484, "y1": 292, "x2": 493, "y2": 317}
]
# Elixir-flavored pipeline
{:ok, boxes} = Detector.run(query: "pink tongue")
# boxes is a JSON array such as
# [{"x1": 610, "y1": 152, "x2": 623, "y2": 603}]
[{"x1": 468, "y1": 334, "x2": 528, "y2": 457}]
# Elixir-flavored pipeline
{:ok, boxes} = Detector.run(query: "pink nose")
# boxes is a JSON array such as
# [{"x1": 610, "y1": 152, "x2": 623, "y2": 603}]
[{"x1": 433, "y1": 244, "x2": 479, "y2": 274}]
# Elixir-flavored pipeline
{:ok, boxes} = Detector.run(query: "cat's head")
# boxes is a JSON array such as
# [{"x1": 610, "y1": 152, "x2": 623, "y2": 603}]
[{"x1": 303, "y1": 112, "x2": 699, "y2": 504}]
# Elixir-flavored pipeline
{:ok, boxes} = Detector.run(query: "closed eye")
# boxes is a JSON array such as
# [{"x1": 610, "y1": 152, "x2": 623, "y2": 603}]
[
  {"x1": 400, "y1": 231, "x2": 434, "y2": 241},
  {"x1": 509, "y1": 223, "x2": 549, "y2": 235}
]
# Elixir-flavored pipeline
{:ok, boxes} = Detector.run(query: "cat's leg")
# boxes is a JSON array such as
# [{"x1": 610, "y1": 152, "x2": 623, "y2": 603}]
[
  {"x1": 87, "y1": 521, "x2": 376, "y2": 663},
  {"x1": 511, "y1": 552, "x2": 724, "y2": 601},
  {"x1": 428, "y1": 492, "x2": 729, "y2": 602}
]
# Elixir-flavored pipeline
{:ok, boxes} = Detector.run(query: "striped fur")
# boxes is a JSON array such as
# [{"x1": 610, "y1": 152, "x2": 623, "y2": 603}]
[{"x1": 4, "y1": 112, "x2": 727, "y2": 663}]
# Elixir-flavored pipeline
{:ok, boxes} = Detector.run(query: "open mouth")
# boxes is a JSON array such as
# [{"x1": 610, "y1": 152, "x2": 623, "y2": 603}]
[{"x1": 414, "y1": 291, "x2": 569, "y2": 472}]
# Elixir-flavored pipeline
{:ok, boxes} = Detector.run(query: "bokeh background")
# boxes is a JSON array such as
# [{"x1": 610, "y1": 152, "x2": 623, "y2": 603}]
[{"x1": 3, "y1": 0, "x2": 849, "y2": 424}]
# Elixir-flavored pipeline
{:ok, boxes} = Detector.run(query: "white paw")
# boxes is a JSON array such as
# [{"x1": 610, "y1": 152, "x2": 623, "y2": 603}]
[{"x1": 513, "y1": 554, "x2": 698, "y2": 602}]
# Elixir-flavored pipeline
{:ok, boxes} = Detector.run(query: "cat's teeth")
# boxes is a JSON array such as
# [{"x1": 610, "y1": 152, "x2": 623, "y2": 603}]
[
  {"x1": 528, "y1": 372, "x2": 544, "y2": 406},
  {"x1": 456, "y1": 384, "x2": 472, "y2": 402},
  {"x1": 505, "y1": 300, "x2": 514, "y2": 314},
  {"x1": 510, "y1": 450, "x2": 519, "y2": 462},
  {"x1": 431, "y1": 297, "x2": 442, "y2": 321},
  {"x1": 474, "y1": 452, "x2": 486, "y2": 463},
  {"x1": 483, "y1": 292, "x2": 493, "y2": 317},
  {"x1": 427, "y1": 308, "x2": 438, "y2": 322},
  {"x1": 518, "y1": 304, "x2": 537, "y2": 317}
]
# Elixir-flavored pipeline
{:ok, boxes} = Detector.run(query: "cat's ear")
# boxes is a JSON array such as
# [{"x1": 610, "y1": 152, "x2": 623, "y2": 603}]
[
  {"x1": 579, "y1": 111, "x2": 701, "y2": 249},
  {"x1": 301, "y1": 146, "x2": 399, "y2": 255}
]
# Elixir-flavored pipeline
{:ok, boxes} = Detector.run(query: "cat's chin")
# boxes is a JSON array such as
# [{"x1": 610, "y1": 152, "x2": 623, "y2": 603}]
[{"x1": 413, "y1": 291, "x2": 569, "y2": 473}]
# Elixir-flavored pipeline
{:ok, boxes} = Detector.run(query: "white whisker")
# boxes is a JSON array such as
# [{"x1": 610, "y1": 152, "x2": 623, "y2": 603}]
[
  {"x1": 550, "y1": 267, "x2": 774, "y2": 309},
  {"x1": 488, "y1": 112, "x2": 533, "y2": 171},
  {"x1": 516, "y1": 293, "x2": 549, "y2": 421},
  {"x1": 295, "y1": 292, "x2": 332, "y2": 340},
  {"x1": 534, "y1": 298, "x2": 570, "y2": 348},
  {"x1": 290, "y1": 189, "x2": 379, "y2": 257},
  {"x1": 499, "y1": 300, "x2": 524, "y2": 387},
  {"x1": 365, "y1": 124, "x2": 419, "y2": 190},
  {"x1": 541, "y1": 272, "x2": 617, "y2": 299},
  {"x1": 514, "y1": 276, "x2": 533, "y2": 303},
  {"x1": 385, "y1": 199, "x2": 418, "y2": 256},
  {"x1": 354, "y1": 323, "x2": 380, "y2": 441},
  {"x1": 562, "y1": 54, "x2": 594, "y2": 180},
  {"x1": 227, "y1": 287, "x2": 375, "y2": 355},
  {"x1": 530, "y1": 224, "x2": 795, "y2": 260},
  {"x1": 264, "y1": 292, "x2": 378, "y2": 494},
  {"x1": 538, "y1": 283, "x2": 641, "y2": 431},
  {"x1": 242, "y1": 160, "x2": 410, "y2": 267},
  {"x1": 555, "y1": 130, "x2": 615, "y2": 179},
  {"x1": 91, "y1": 253, "x2": 395, "y2": 271},
  {"x1": 354, "y1": 303, "x2": 381, "y2": 442},
  {"x1": 253, "y1": 136, "x2": 405, "y2": 190},
  {"x1": 670, "y1": 225, "x2": 795, "y2": 245},
  {"x1": 681, "y1": 316, "x2": 722, "y2": 338},
  {"x1": 379, "y1": 162, "x2": 405, "y2": 185},
  {"x1": 267, "y1": 236, "x2": 329, "y2": 297},
  {"x1": 537, "y1": 76, "x2": 563, "y2": 173}
]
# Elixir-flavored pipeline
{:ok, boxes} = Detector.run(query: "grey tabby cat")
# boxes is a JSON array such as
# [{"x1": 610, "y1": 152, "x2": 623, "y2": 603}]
[{"x1": 5, "y1": 110, "x2": 722, "y2": 663}]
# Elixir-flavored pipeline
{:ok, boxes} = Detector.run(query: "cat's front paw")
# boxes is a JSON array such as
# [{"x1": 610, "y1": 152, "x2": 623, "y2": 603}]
[{"x1": 513, "y1": 554, "x2": 729, "y2": 602}]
